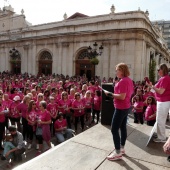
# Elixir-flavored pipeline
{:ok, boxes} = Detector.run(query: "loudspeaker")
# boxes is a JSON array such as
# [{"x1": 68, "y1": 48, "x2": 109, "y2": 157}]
[{"x1": 101, "y1": 83, "x2": 115, "y2": 125}]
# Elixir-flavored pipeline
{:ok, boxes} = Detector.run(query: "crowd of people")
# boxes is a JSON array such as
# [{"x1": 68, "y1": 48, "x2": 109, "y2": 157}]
[
  {"x1": 0, "y1": 71, "x2": 103, "y2": 168},
  {"x1": 0, "y1": 63, "x2": 170, "y2": 167}
]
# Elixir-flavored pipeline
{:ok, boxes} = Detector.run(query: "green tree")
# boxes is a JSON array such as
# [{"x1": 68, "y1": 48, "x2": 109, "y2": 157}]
[{"x1": 149, "y1": 58, "x2": 156, "y2": 84}]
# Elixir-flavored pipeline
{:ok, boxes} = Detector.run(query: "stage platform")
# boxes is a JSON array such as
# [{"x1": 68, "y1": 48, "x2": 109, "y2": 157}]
[{"x1": 13, "y1": 118, "x2": 170, "y2": 170}]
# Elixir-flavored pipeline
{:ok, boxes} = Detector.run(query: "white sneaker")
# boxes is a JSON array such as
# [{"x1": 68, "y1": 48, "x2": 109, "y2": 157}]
[
  {"x1": 120, "y1": 148, "x2": 125, "y2": 155},
  {"x1": 36, "y1": 144, "x2": 39, "y2": 150},
  {"x1": 107, "y1": 150, "x2": 122, "y2": 161},
  {"x1": 153, "y1": 138, "x2": 167, "y2": 143},
  {"x1": 28, "y1": 144, "x2": 32, "y2": 150}
]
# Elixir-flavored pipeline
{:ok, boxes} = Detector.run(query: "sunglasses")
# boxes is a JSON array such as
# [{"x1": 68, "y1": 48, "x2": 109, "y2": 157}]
[
  {"x1": 147, "y1": 99, "x2": 152, "y2": 101},
  {"x1": 32, "y1": 103, "x2": 36, "y2": 105},
  {"x1": 38, "y1": 96, "x2": 43, "y2": 98},
  {"x1": 157, "y1": 69, "x2": 160, "y2": 72}
]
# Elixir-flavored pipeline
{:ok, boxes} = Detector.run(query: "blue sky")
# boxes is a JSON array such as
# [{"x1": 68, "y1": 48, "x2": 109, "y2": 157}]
[{"x1": 1, "y1": 0, "x2": 170, "y2": 25}]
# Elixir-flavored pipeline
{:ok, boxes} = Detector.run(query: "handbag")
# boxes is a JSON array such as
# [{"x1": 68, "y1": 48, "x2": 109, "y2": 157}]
[{"x1": 36, "y1": 126, "x2": 42, "y2": 135}]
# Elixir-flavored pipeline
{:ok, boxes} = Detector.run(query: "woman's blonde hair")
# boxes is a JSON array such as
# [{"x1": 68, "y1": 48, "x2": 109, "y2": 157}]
[{"x1": 116, "y1": 63, "x2": 130, "y2": 77}]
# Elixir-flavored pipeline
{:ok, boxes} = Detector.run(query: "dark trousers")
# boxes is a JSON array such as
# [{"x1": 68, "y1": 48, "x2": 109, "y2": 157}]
[
  {"x1": 111, "y1": 108, "x2": 130, "y2": 150},
  {"x1": 147, "y1": 119, "x2": 156, "y2": 126},
  {"x1": 27, "y1": 124, "x2": 34, "y2": 141},
  {"x1": 74, "y1": 115, "x2": 84, "y2": 131},
  {"x1": 134, "y1": 112, "x2": 144, "y2": 124},
  {"x1": 50, "y1": 117, "x2": 57, "y2": 136},
  {"x1": 0, "y1": 122, "x2": 5, "y2": 148},
  {"x1": 14, "y1": 148, "x2": 26, "y2": 162},
  {"x1": 92, "y1": 109, "x2": 100, "y2": 123},
  {"x1": 22, "y1": 117, "x2": 28, "y2": 140}
]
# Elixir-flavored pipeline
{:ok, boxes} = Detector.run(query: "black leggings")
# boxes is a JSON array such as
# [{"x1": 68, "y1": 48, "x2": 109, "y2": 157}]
[
  {"x1": 74, "y1": 115, "x2": 84, "y2": 131},
  {"x1": 92, "y1": 109, "x2": 100, "y2": 123},
  {"x1": 22, "y1": 117, "x2": 28, "y2": 140},
  {"x1": 27, "y1": 124, "x2": 34, "y2": 141}
]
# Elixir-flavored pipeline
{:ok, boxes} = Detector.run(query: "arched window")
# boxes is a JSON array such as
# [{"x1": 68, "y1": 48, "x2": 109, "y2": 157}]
[{"x1": 38, "y1": 51, "x2": 52, "y2": 76}]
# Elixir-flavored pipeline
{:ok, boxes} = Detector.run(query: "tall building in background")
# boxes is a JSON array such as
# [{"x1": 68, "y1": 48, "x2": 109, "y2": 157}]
[{"x1": 152, "y1": 20, "x2": 170, "y2": 49}]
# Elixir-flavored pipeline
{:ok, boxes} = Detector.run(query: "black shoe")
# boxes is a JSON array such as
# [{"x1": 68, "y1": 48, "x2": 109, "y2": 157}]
[
  {"x1": 167, "y1": 156, "x2": 170, "y2": 162},
  {"x1": 1, "y1": 156, "x2": 6, "y2": 160},
  {"x1": 0, "y1": 146, "x2": 4, "y2": 150}
]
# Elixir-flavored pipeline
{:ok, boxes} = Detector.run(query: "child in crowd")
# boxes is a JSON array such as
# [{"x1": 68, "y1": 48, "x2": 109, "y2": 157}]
[
  {"x1": 3, "y1": 134, "x2": 15, "y2": 168},
  {"x1": 144, "y1": 96, "x2": 156, "y2": 126}
]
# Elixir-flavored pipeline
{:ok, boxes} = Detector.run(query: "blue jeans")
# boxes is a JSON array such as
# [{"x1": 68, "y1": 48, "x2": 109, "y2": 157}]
[
  {"x1": 55, "y1": 129, "x2": 73, "y2": 143},
  {"x1": 111, "y1": 108, "x2": 130, "y2": 150}
]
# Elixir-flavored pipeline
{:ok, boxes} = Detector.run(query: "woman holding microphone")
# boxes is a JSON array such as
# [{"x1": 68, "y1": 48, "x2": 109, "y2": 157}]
[
  {"x1": 105, "y1": 63, "x2": 133, "y2": 161},
  {"x1": 147, "y1": 63, "x2": 170, "y2": 142}
]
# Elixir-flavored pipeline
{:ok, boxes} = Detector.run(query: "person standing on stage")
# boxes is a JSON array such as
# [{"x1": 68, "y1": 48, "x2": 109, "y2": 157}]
[
  {"x1": 147, "y1": 63, "x2": 170, "y2": 143},
  {"x1": 105, "y1": 63, "x2": 133, "y2": 161}
]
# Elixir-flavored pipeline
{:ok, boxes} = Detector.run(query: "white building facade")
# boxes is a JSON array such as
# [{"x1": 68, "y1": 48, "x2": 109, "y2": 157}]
[{"x1": 0, "y1": 5, "x2": 169, "y2": 81}]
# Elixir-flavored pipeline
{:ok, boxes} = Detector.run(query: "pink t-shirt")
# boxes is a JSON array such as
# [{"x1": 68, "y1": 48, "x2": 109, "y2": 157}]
[
  {"x1": 0, "y1": 105, "x2": 5, "y2": 123},
  {"x1": 27, "y1": 110, "x2": 38, "y2": 125},
  {"x1": 54, "y1": 119, "x2": 67, "y2": 129},
  {"x1": 72, "y1": 99, "x2": 85, "y2": 117},
  {"x1": 93, "y1": 96, "x2": 102, "y2": 111},
  {"x1": 17, "y1": 103, "x2": 28, "y2": 119},
  {"x1": 155, "y1": 75, "x2": 170, "y2": 102},
  {"x1": 47, "y1": 103, "x2": 58, "y2": 118},
  {"x1": 2, "y1": 99, "x2": 13, "y2": 109},
  {"x1": 83, "y1": 97, "x2": 93, "y2": 109},
  {"x1": 114, "y1": 77, "x2": 134, "y2": 109},
  {"x1": 58, "y1": 99, "x2": 72, "y2": 114},
  {"x1": 145, "y1": 104, "x2": 156, "y2": 121},
  {"x1": 9, "y1": 102, "x2": 20, "y2": 118},
  {"x1": 133, "y1": 101, "x2": 144, "y2": 113}
]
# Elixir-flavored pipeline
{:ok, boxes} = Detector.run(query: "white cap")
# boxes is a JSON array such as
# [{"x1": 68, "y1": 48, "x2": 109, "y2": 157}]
[{"x1": 13, "y1": 96, "x2": 21, "y2": 101}]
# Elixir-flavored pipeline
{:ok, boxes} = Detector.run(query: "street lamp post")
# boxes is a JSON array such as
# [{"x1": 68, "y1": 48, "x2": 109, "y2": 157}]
[{"x1": 87, "y1": 42, "x2": 104, "y2": 79}]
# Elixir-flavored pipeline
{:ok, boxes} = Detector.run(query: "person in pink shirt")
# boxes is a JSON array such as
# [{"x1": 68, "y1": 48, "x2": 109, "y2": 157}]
[
  {"x1": 58, "y1": 92, "x2": 72, "y2": 128},
  {"x1": 47, "y1": 96, "x2": 58, "y2": 136},
  {"x1": 31, "y1": 89, "x2": 37, "y2": 102},
  {"x1": 36, "y1": 93, "x2": 44, "y2": 111},
  {"x1": 26, "y1": 100, "x2": 38, "y2": 150},
  {"x1": 2, "y1": 94, "x2": 12, "y2": 129},
  {"x1": 54, "y1": 113, "x2": 73, "y2": 143},
  {"x1": 9, "y1": 96, "x2": 22, "y2": 132},
  {"x1": 88, "y1": 81, "x2": 96, "y2": 98},
  {"x1": 72, "y1": 92, "x2": 85, "y2": 133},
  {"x1": 105, "y1": 63, "x2": 133, "y2": 161},
  {"x1": 92, "y1": 90, "x2": 102, "y2": 124},
  {"x1": 132, "y1": 95, "x2": 144, "y2": 124},
  {"x1": 83, "y1": 90, "x2": 93, "y2": 126},
  {"x1": 17, "y1": 95, "x2": 31, "y2": 140},
  {"x1": 36, "y1": 101, "x2": 52, "y2": 156},
  {"x1": 144, "y1": 96, "x2": 156, "y2": 126},
  {"x1": 147, "y1": 63, "x2": 170, "y2": 143},
  {"x1": 0, "y1": 96, "x2": 6, "y2": 150}
]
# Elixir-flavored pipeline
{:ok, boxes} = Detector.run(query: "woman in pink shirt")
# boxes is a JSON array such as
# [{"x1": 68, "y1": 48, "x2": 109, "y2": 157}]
[
  {"x1": 105, "y1": 63, "x2": 133, "y2": 161},
  {"x1": 36, "y1": 101, "x2": 51, "y2": 156},
  {"x1": 144, "y1": 96, "x2": 156, "y2": 126},
  {"x1": 47, "y1": 96, "x2": 58, "y2": 136},
  {"x1": 26, "y1": 100, "x2": 38, "y2": 150},
  {"x1": 83, "y1": 90, "x2": 93, "y2": 126},
  {"x1": 9, "y1": 95, "x2": 22, "y2": 132},
  {"x1": 92, "y1": 90, "x2": 101, "y2": 124},
  {"x1": 72, "y1": 92, "x2": 85, "y2": 133},
  {"x1": 17, "y1": 95, "x2": 31, "y2": 140},
  {"x1": 54, "y1": 113, "x2": 73, "y2": 143},
  {"x1": 148, "y1": 63, "x2": 170, "y2": 143},
  {"x1": 58, "y1": 92, "x2": 72, "y2": 128},
  {"x1": 132, "y1": 95, "x2": 144, "y2": 124}
]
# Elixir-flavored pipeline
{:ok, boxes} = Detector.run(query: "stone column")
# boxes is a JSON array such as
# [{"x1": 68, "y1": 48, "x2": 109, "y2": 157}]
[{"x1": 23, "y1": 45, "x2": 29, "y2": 73}]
